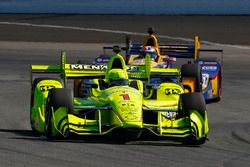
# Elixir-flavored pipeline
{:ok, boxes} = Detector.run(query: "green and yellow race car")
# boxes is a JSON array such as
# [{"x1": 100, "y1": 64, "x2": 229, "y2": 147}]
[{"x1": 30, "y1": 49, "x2": 208, "y2": 144}]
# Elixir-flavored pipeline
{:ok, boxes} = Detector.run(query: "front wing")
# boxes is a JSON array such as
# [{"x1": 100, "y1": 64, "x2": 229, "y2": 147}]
[{"x1": 49, "y1": 105, "x2": 207, "y2": 141}]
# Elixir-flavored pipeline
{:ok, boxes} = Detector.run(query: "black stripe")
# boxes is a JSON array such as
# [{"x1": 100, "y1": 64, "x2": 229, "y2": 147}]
[
  {"x1": 162, "y1": 131, "x2": 191, "y2": 136},
  {"x1": 162, "y1": 126, "x2": 190, "y2": 130},
  {"x1": 69, "y1": 129, "x2": 99, "y2": 133},
  {"x1": 57, "y1": 116, "x2": 68, "y2": 130},
  {"x1": 61, "y1": 124, "x2": 68, "y2": 134},
  {"x1": 68, "y1": 123, "x2": 98, "y2": 128},
  {"x1": 191, "y1": 120, "x2": 199, "y2": 137}
]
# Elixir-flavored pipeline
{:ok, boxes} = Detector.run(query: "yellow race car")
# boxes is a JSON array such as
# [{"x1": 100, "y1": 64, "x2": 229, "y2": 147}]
[{"x1": 30, "y1": 49, "x2": 208, "y2": 144}]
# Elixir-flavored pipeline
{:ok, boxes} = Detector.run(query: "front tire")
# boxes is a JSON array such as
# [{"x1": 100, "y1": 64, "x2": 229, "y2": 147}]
[
  {"x1": 179, "y1": 92, "x2": 206, "y2": 118},
  {"x1": 182, "y1": 135, "x2": 207, "y2": 145},
  {"x1": 179, "y1": 93, "x2": 207, "y2": 145},
  {"x1": 30, "y1": 77, "x2": 63, "y2": 134},
  {"x1": 45, "y1": 88, "x2": 73, "y2": 139}
]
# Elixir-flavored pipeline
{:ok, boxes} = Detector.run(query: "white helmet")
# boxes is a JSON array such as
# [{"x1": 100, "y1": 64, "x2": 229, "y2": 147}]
[{"x1": 142, "y1": 46, "x2": 157, "y2": 60}]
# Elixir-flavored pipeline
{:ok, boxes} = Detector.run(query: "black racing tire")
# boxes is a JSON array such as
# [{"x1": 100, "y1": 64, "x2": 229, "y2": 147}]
[
  {"x1": 45, "y1": 105, "x2": 53, "y2": 139},
  {"x1": 179, "y1": 93, "x2": 207, "y2": 145},
  {"x1": 45, "y1": 88, "x2": 73, "y2": 139},
  {"x1": 30, "y1": 77, "x2": 63, "y2": 134},
  {"x1": 179, "y1": 92, "x2": 206, "y2": 119},
  {"x1": 31, "y1": 77, "x2": 63, "y2": 108},
  {"x1": 181, "y1": 64, "x2": 202, "y2": 92},
  {"x1": 182, "y1": 135, "x2": 207, "y2": 145},
  {"x1": 31, "y1": 77, "x2": 63, "y2": 93}
]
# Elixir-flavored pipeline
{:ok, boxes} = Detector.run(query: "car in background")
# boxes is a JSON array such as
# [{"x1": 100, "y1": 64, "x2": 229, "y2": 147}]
[{"x1": 95, "y1": 34, "x2": 223, "y2": 102}]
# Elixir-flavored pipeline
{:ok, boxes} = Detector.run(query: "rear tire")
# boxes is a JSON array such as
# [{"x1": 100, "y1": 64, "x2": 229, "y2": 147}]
[
  {"x1": 45, "y1": 88, "x2": 73, "y2": 139},
  {"x1": 181, "y1": 64, "x2": 202, "y2": 92}
]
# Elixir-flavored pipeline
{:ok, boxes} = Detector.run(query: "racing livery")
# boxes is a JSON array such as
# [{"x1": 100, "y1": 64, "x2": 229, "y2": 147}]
[
  {"x1": 30, "y1": 51, "x2": 208, "y2": 144},
  {"x1": 95, "y1": 35, "x2": 223, "y2": 102},
  {"x1": 159, "y1": 37, "x2": 223, "y2": 101}
]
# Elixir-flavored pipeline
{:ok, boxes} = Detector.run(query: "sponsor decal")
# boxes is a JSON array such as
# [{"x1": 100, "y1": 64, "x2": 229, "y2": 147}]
[
  {"x1": 127, "y1": 66, "x2": 139, "y2": 71},
  {"x1": 40, "y1": 85, "x2": 55, "y2": 92},
  {"x1": 202, "y1": 73, "x2": 209, "y2": 90},
  {"x1": 164, "y1": 111, "x2": 177, "y2": 119},
  {"x1": 204, "y1": 62, "x2": 217, "y2": 65},
  {"x1": 70, "y1": 64, "x2": 139, "y2": 71},
  {"x1": 70, "y1": 64, "x2": 107, "y2": 70},
  {"x1": 199, "y1": 61, "x2": 218, "y2": 65},
  {"x1": 102, "y1": 59, "x2": 109, "y2": 62},
  {"x1": 120, "y1": 94, "x2": 130, "y2": 100},
  {"x1": 202, "y1": 66, "x2": 217, "y2": 71},
  {"x1": 96, "y1": 58, "x2": 102, "y2": 62},
  {"x1": 124, "y1": 115, "x2": 138, "y2": 121},
  {"x1": 96, "y1": 58, "x2": 109, "y2": 63},
  {"x1": 165, "y1": 88, "x2": 181, "y2": 95}
]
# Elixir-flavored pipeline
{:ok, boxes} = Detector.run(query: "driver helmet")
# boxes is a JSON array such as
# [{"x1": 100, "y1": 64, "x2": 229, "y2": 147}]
[
  {"x1": 108, "y1": 69, "x2": 128, "y2": 86},
  {"x1": 142, "y1": 46, "x2": 157, "y2": 60}
]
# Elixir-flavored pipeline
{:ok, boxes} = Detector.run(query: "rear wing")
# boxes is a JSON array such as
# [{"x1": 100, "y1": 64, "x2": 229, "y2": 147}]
[
  {"x1": 159, "y1": 44, "x2": 196, "y2": 58},
  {"x1": 159, "y1": 36, "x2": 223, "y2": 61},
  {"x1": 31, "y1": 52, "x2": 180, "y2": 86},
  {"x1": 31, "y1": 52, "x2": 106, "y2": 86}
]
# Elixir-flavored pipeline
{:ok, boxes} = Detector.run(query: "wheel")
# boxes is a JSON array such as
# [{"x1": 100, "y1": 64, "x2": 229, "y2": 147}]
[
  {"x1": 181, "y1": 64, "x2": 202, "y2": 92},
  {"x1": 45, "y1": 104, "x2": 53, "y2": 139},
  {"x1": 179, "y1": 93, "x2": 207, "y2": 145},
  {"x1": 182, "y1": 135, "x2": 207, "y2": 145},
  {"x1": 45, "y1": 88, "x2": 73, "y2": 139},
  {"x1": 179, "y1": 92, "x2": 206, "y2": 118},
  {"x1": 30, "y1": 78, "x2": 63, "y2": 134}
]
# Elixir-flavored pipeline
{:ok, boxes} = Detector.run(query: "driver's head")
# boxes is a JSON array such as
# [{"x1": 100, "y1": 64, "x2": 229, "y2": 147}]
[
  {"x1": 147, "y1": 27, "x2": 154, "y2": 35},
  {"x1": 108, "y1": 69, "x2": 128, "y2": 86}
]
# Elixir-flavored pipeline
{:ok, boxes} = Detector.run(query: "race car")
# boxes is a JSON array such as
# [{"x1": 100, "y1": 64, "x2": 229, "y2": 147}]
[
  {"x1": 30, "y1": 50, "x2": 208, "y2": 144},
  {"x1": 95, "y1": 45, "x2": 176, "y2": 68},
  {"x1": 95, "y1": 34, "x2": 223, "y2": 102},
  {"x1": 159, "y1": 36, "x2": 223, "y2": 102}
]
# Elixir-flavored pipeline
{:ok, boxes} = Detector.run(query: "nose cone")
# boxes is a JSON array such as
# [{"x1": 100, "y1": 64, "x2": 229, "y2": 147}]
[{"x1": 107, "y1": 87, "x2": 143, "y2": 128}]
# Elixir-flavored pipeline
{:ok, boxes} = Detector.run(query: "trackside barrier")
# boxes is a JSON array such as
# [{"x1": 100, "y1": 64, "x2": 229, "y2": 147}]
[{"x1": 1, "y1": 0, "x2": 250, "y2": 14}]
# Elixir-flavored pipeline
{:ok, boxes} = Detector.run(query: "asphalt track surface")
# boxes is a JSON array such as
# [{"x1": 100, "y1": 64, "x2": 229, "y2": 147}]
[{"x1": 0, "y1": 15, "x2": 250, "y2": 167}]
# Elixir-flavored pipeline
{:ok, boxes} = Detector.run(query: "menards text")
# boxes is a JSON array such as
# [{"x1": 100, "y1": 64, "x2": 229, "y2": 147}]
[
  {"x1": 70, "y1": 64, "x2": 107, "y2": 70},
  {"x1": 70, "y1": 64, "x2": 139, "y2": 71}
]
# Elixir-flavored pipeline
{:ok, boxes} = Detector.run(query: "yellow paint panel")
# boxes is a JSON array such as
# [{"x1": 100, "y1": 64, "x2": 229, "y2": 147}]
[
  {"x1": 182, "y1": 77, "x2": 196, "y2": 92},
  {"x1": 212, "y1": 76, "x2": 218, "y2": 96}
]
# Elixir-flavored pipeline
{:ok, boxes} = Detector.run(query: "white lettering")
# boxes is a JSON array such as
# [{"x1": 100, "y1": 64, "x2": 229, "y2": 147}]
[
  {"x1": 91, "y1": 65, "x2": 100, "y2": 70},
  {"x1": 70, "y1": 64, "x2": 82, "y2": 69},
  {"x1": 202, "y1": 66, "x2": 217, "y2": 71},
  {"x1": 70, "y1": 64, "x2": 107, "y2": 70}
]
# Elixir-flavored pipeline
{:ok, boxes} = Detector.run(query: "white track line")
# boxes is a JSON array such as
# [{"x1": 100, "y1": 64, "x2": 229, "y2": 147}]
[{"x1": 1, "y1": 21, "x2": 250, "y2": 50}]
